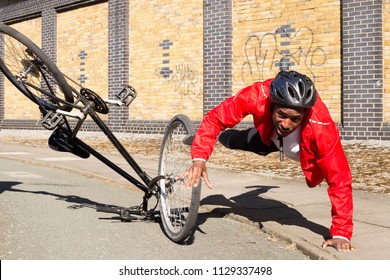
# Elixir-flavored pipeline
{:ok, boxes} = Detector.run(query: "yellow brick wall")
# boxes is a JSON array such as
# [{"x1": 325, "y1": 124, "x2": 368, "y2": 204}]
[
  {"x1": 57, "y1": 2, "x2": 109, "y2": 105},
  {"x1": 4, "y1": 19, "x2": 42, "y2": 120},
  {"x1": 232, "y1": 0, "x2": 341, "y2": 122},
  {"x1": 7, "y1": 1, "x2": 387, "y2": 125},
  {"x1": 384, "y1": 1, "x2": 390, "y2": 122},
  {"x1": 129, "y1": 0, "x2": 203, "y2": 121}
]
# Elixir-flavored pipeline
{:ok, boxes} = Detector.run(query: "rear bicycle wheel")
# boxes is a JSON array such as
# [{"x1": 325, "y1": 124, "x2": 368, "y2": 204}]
[
  {"x1": 158, "y1": 114, "x2": 201, "y2": 243},
  {"x1": 0, "y1": 24, "x2": 73, "y2": 112}
]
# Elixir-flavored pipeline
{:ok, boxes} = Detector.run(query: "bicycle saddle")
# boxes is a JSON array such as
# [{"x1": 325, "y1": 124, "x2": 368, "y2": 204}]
[{"x1": 48, "y1": 129, "x2": 90, "y2": 159}]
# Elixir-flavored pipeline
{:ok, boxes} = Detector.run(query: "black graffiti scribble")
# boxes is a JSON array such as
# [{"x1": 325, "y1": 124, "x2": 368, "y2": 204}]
[
  {"x1": 156, "y1": 39, "x2": 202, "y2": 100},
  {"x1": 155, "y1": 64, "x2": 202, "y2": 100},
  {"x1": 241, "y1": 26, "x2": 326, "y2": 85}
]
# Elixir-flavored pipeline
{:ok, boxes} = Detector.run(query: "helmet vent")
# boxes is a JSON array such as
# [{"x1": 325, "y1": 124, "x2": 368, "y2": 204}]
[
  {"x1": 298, "y1": 81, "x2": 304, "y2": 97},
  {"x1": 287, "y1": 86, "x2": 297, "y2": 100},
  {"x1": 276, "y1": 89, "x2": 284, "y2": 100},
  {"x1": 306, "y1": 87, "x2": 313, "y2": 100}
]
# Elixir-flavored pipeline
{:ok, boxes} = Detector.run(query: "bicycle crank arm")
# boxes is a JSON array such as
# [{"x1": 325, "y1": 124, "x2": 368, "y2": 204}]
[
  {"x1": 102, "y1": 99, "x2": 123, "y2": 106},
  {"x1": 96, "y1": 205, "x2": 160, "y2": 222},
  {"x1": 56, "y1": 109, "x2": 86, "y2": 120}
]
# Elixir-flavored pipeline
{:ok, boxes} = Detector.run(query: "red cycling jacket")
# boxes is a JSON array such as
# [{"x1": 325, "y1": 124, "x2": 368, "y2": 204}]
[{"x1": 191, "y1": 78, "x2": 353, "y2": 240}]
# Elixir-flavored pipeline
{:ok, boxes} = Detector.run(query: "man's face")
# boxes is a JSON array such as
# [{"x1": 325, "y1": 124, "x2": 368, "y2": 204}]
[{"x1": 272, "y1": 105, "x2": 306, "y2": 137}]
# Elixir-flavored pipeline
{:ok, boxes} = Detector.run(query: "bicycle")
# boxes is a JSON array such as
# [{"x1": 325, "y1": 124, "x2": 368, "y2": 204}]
[{"x1": 0, "y1": 23, "x2": 201, "y2": 243}]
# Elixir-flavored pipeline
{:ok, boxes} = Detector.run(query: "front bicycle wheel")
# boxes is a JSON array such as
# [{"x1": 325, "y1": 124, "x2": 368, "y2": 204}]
[
  {"x1": 0, "y1": 24, "x2": 73, "y2": 112},
  {"x1": 158, "y1": 114, "x2": 201, "y2": 243}
]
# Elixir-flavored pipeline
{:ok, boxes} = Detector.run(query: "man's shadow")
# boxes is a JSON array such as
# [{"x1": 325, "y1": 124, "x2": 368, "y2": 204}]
[
  {"x1": 0, "y1": 181, "x2": 329, "y2": 245},
  {"x1": 196, "y1": 185, "x2": 329, "y2": 239}
]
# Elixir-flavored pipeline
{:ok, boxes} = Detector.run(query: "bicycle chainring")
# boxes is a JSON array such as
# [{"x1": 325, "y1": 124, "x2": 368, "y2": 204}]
[{"x1": 80, "y1": 88, "x2": 109, "y2": 114}]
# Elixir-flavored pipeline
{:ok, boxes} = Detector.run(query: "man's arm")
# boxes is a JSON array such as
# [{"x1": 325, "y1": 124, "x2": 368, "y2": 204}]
[
  {"x1": 191, "y1": 83, "x2": 262, "y2": 161},
  {"x1": 317, "y1": 133, "x2": 354, "y2": 240},
  {"x1": 314, "y1": 121, "x2": 354, "y2": 251},
  {"x1": 187, "y1": 83, "x2": 264, "y2": 188}
]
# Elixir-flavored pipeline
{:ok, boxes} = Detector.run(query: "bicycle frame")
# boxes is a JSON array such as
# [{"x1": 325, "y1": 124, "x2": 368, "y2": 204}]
[
  {"x1": 0, "y1": 22, "x2": 201, "y2": 242},
  {"x1": 76, "y1": 110, "x2": 153, "y2": 194},
  {"x1": 45, "y1": 85, "x2": 161, "y2": 219}
]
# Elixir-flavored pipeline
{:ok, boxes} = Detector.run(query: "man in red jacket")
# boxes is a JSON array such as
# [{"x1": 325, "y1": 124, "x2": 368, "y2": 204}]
[{"x1": 184, "y1": 70, "x2": 354, "y2": 252}]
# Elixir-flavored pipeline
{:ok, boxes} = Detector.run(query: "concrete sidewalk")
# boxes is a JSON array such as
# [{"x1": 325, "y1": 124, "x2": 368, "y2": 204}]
[{"x1": 0, "y1": 139, "x2": 389, "y2": 260}]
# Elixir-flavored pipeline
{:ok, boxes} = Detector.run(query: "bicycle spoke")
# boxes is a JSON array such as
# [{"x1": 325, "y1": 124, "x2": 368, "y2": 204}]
[
  {"x1": 158, "y1": 115, "x2": 200, "y2": 243},
  {"x1": 0, "y1": 24, "x2": 73, "y2": 112}
]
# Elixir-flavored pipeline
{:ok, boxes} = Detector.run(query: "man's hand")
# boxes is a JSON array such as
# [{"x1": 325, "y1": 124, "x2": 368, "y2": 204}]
[
  {"x1": 182, "y1": 160, "x2": 213, "y2": 189},
  {"x1": 322, "y1": 238, "x2": 355, "y2": 252}
]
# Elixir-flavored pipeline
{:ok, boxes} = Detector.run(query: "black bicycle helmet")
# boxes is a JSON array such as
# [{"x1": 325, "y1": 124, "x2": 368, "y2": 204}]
[{"x1": 270, "y1": 70, "x2": 317, "y2": 108}]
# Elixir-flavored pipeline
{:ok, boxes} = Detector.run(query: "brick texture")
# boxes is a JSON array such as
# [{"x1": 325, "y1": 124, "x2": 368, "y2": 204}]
[
  {"x1": 383, "y1": 1, "x2": 390, "y2": 123},
  {"x1": 341, "y1": 0, "x2": 388, "y2": 140},
  {"x1": 129, "y1": 0, "x2": 203, "y2": 122},
  {"x1": 233, "y1": 0, "x2": 341, "y2": 122},
  {"x1": 0, "y1": 0, "x2": 389, "y2": 140},
  {"x1": 203, "y1": 0, "x2": 233, "y2": 114}
]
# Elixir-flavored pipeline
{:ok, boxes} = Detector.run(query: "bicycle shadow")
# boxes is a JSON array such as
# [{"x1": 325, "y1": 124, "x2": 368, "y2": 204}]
[
  {"x1": 0, "y1": 181, "x2": 329, "y2": 246},
  {"x1": 192, "y1": 185, "x2": 329, "y2": 241},
  {"x1": 0, "y1": 181, "x2": 23, "y2": 193},
  {"x1": 0, "y1": 180, "x2": 124, "y2": 211}
]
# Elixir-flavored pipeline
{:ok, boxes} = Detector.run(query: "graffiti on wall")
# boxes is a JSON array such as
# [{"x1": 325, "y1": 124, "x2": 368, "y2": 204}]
[
  {"x1": 241, "y1": 25, "x2": 326, "y2": 85},
  {"x1": 155, "y1": 39, "x2": 202, "y2": 101}
]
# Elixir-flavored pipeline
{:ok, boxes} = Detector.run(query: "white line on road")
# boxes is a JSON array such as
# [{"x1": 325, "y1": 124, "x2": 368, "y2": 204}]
[
  {"x1": 2, "y1": 171, "x2": 43, "y2": 178},
  {"x1": 0, "y1": 152, "x2": 31, "y2": 155},
  {"x1": 37, "y1": 157, "x2": 82, "y2": 162}
]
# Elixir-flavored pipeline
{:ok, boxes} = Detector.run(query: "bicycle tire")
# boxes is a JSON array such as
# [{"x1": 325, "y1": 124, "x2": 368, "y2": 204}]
[
  {"x1": 158, "y1": 114, "x2": 201, "y2": 243},
  {"x1": 0, "y1": 24, "x2": 73, "y2": 112}
]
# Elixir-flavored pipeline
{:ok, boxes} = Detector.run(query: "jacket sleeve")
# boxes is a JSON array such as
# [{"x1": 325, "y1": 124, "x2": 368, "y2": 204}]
[
  {"x1": 191, "y1": 83, "x2": 260, "y2": 161},
  {"x1": 315, "y1": 122, "x2": 354, "y2": 240}
]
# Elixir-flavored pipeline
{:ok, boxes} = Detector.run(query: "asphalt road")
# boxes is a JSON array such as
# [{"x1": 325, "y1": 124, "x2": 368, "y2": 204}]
[{"x1": 0, "y1": 157, "x2": 308, "y2": 260}]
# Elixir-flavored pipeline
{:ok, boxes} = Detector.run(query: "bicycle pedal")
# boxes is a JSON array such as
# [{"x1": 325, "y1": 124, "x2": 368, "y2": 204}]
[
  {"x1": 115, "y1": 85, "x2": 137, "y2": 106},
  {"x1": 120, "y1": 208, "x2": 138, "y2": 221},
  {"x1": 40, "y1": 111, "x2": 64, "y2": 130},
  {"x1": 120, "y1": 215, "x2": 138, "y2": 222}
]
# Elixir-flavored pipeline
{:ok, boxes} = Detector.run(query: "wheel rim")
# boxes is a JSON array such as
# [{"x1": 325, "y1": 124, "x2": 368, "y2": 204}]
[
  {"x1": 0, "y1": 31, "x2": 70, "y2": 109},
  {"x1": 159, "y1": 121, "x2": 194, "y2": 235}
]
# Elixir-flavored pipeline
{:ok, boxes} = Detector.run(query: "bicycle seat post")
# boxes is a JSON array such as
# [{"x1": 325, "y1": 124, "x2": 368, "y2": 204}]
[{"x1": 67, "y1": 102, "x2": 95, "y2": 139}]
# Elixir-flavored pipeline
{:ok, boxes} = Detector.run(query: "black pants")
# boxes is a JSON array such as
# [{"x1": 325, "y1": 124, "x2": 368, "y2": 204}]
[{"x1": 218, "y1": 128, "x2": 279, "y2": 156}]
